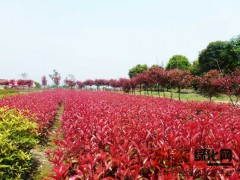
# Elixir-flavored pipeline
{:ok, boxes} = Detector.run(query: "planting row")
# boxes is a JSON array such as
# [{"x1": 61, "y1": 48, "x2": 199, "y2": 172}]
[
  {"x1": 0, "y1": 90, "x2": 239, "y2": 179},
  {"x1": 46, "y1": 90, "x2": 240, "y2": 179},
  {"x1": 0, "y1": 90, "x2": 65, "y2": 179},
  {"x1": 0, "y1": 90, "x2": 62, "y2": 139}
]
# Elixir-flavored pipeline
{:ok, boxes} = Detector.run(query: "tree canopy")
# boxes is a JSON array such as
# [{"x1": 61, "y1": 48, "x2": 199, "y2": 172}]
[
  {"x1": 198, "y1": 36, "x2": 240, "y2": 74},
  {"x1": 198, "y1": 41, "x2": 228, "y2": 73},
  {"x1": 166, "y1": 55, "x2": 191, "y2": 70},
  {"x1": 49, "y1": 69, "x2": 61, "y2": 86},
  {"x1": 225, "y1": 35, "x2": 240, "y2": 71},
  {"x1": 128, "y1": 64, "x2": 148, "y2": 78},
  {"x1": 190, "y1": 60, "x2": 201, "y2": 76}
]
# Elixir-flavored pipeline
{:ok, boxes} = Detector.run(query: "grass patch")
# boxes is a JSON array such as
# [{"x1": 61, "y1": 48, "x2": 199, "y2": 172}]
[
  {"x1": 132, "y1": 88, "x2": 236, "y2": 103},
  {"x1": 32, "y1": 103, "x2": 64, "y2": 180}
]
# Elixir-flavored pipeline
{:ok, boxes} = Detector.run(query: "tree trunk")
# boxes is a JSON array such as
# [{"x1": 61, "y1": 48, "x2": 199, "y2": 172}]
[
  {"x1": 163, "y1": 87, "x2": 165, "y2": 97},
  {"x1": 178, "y1": 86, "x2": 181, "y2": 100}
]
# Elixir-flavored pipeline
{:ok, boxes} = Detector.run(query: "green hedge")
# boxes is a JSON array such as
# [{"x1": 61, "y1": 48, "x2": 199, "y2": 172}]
[{"x1": 0, "y1": 107, "x2": 38, "y2": 180}]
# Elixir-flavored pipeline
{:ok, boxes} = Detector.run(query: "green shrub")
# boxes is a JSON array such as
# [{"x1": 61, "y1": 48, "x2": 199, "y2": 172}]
[
  {"x1": 0, "y1": 88, "x2": 18, "y2": 98},
  {"x1": 0, "y1": 107, "x2": 38, "y2": 180}
]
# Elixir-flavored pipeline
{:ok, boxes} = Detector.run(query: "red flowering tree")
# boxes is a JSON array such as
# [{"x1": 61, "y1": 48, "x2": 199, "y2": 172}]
[
  {"x1": 146, "y1": 67, "x2": 170, "y2": 96},
  {"x1": 17, "y1": 79, "x2": 34, "y2": 88},
  {"x1": 144, "y1": 70, "x2": 157, "y2": 95},
  {"x1": 109, "y1": 79, "x2": 120, "y2": 91},
  {"x1": 83, "y1": 79, "x2": 94, "y2": 89},
  {"x1": 119, "y1": 78, "x2": 131, "y2": 93},
  {"x1": 192, "y1": 76, "x2": 201, "y2": 91},
  {"x1": 0, "y1": 80, "x2": 9, "y2": 86},
  {"x1": 213, "y1": 69, "x2": 240, "y2": 105},
  {"x1": 65, "y1": 79, "x2": 76, "y2": 89},
  {"x1": 41, "y1": 76, "x2": 47, "y2": 87},
  {"x1": 130, "y1": 77, "x2": 138, "y2": 94},
  {"x1": 76, "y1": 81, "x2": 84, "y2": 89},
  {"x1": 17, "y1": 79, "x2": 25, "y2": 87},
  {"x1": 199, "y1": 70, "x2": 220, "y2": 101},
  {"x1": 134, "y1": 74, "x2": 145, "y2": 94},
  {"x1": 153, "y1": 69, "x2": 169, "y2": 97},
  {"x1": 26, "y1": 80, "x2": 34, "y2": 88},
  {"x1": 49, "y1": 69, "x2": 61, "y2": 87},
  {"x1": 95, "y1": 79, "x2": 110, "y2": 90},
  {"x1": 168, "y1": 69, "x2": 193, "y2": 100}
]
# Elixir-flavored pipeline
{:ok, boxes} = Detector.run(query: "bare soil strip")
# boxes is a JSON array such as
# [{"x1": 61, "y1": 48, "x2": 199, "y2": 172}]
[{"x1": 31, "y1": 103, "x2": 64, "y2": 180}]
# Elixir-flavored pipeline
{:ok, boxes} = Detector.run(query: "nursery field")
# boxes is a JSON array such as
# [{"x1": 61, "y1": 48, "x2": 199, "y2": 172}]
[{"x1": 0, "y1": 89, "x2": 240, "y2": 179}]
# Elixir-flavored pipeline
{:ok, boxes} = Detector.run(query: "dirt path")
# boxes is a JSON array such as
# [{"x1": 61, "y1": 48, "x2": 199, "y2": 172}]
[{"x1": 31, "y1": 103, "x2": 64, "y2": 180}]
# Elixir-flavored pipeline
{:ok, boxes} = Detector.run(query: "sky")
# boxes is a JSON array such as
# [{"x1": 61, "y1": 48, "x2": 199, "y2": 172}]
[{"x1": 0, "y1": 0, "x2": 240, "y2": 83}]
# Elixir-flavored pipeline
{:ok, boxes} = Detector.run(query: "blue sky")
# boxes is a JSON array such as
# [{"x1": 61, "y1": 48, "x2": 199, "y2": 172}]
[{"x1": 0, "y1": 0, "x2": 240, "y2": 83}]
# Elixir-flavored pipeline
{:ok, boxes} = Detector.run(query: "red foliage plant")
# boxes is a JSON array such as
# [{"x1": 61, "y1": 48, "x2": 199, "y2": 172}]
[
  {"x1": 1, "y1": 89, "x2": 239, "y2": 179},
  {"x1": 45, "y1": 90, "x2": 240, "y2": 179}
]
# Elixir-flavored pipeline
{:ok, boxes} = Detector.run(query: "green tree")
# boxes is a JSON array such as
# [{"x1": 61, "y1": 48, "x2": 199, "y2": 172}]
[
  {"x1": 34, "y1": 81, "x2": 41, "y2": 88},
  {"x1": 166, "y1": 55, "x2": 191, "y2": 70},
  {"x1": 190, "y1": 60, "x2": 201, "y2": 76},
  {"x1": 150, "y1": 64, "x2": 164, "y2": 69},
  {"x1": 128, "y1": 64, "x2": 148, "y2": 78},
  {"x1": 225, "y1": 35, "x2": 240, "y2": 71},
  {"x1": 198, "y1": 41, "x2": 228, "y2": 74}
]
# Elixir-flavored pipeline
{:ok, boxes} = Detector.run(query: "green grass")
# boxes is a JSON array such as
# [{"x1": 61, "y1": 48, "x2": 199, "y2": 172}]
[
  {"x1": 0, "y1": 88, "x2": 18, "y2": 98},
  {"x1": 0, "y1": 88, "x2": 43, "y2": 99},
  {"x1": 132, "y1": 88, "x2": 236, "y2": 103},
  {"x1": 32, "y1": 103, "x2": 64, "y2": 180}
]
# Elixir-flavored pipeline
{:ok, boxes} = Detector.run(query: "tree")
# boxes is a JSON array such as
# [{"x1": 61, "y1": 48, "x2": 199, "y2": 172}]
[
  {"x1": 41, "y1": 76, "x2": 47, "y2": 87},
  {"x1": 17, "y1": 80, "x2": 33, "y2": 88},
  {"x1": 134, "y1": 74, "x2": 145, "y2": 94},
  {"x1": 199, "y1": 70, "x2": 220, "y2": 101},
  {"x1": 198, "y1": 41, "x2": 228, "y2": 74},
  {"x1": 166, "y1": 55, "x2": 191, "y2": 70},
  {"x1": 94, "y1": 79, "x2": 107, "y2": 90},
  {"x1": 64, "y1": 74, "x2": 76, "y2": 89},
  {"x1": 76, "y1": 81, "x2": 84, "y2": 89},
  {"x1": 213, "y1": 69, "x2": 240, "y2": 106},
  {"x1": 34, "y1": 82, "x2": 41, "y2": 88},
  {"x1": 130, "y1": 77, "x2": 137, "y2": 94},
  {"x1": 64, "y1": 79, "x2": 76, "y2": 89},
  {"x1": 83, "y1": 80, "x2": 94, "y2": 89},
  {"x1": 49, "y1": 70, "x2": 61, "y2": 86},
  {"x1": 190, "y1": 60, "x2": 201, "y2": 76},
  {"x1": 0, "y1": 80, "x2": 9, "y2": 86},
  {"x1": 150, "y1": 64, "x2": 164, "y2": 69},
  {"x1": 128, "y1": 64, "x2": 148, "y2": 78},
  {"x1": 168, "y1": 69, "x2": 193, "y2": 100},
  {"x1": 119, "y1": 78, "x2": 131, "y2": 93},
  {"x1": 146, "y1": 67, "x2": 161, "y2": 96},
  {"x1": 109, "y1": 79, "x2": 120, "y2": 91},
  {"x1": 224, "y1": 35, "x2": 240, "y2": 71}
]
